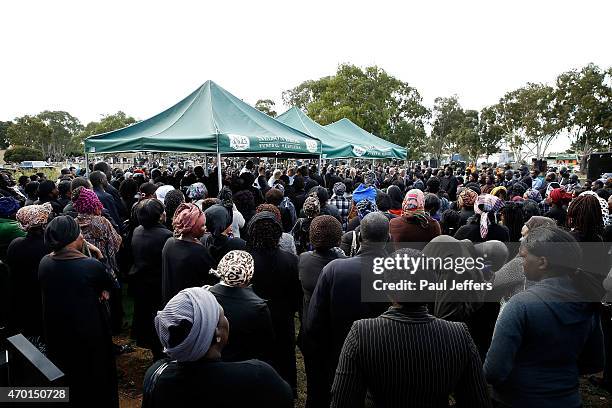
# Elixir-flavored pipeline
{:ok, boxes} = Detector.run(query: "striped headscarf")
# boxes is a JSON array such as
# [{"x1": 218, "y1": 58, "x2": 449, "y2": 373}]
[
  {"x1": 524, "y1": 188, "x2": 542, "y2": 203},
  {"x1": 474, "y1": 194, "x2": 505, "y2": 239},
  {"x1": 155, "y1": 287, "x2": 221, "y2": 362}
]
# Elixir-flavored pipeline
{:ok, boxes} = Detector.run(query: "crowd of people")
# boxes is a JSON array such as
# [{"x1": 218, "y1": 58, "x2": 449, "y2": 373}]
[{"x1": 2, "y1": 157, "x2": 612, "y2": 407}]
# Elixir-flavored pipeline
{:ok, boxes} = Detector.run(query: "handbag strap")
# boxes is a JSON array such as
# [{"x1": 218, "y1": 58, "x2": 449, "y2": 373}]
[{"x1": 142, "y1": 360, "x2": 170, "y2": 408}]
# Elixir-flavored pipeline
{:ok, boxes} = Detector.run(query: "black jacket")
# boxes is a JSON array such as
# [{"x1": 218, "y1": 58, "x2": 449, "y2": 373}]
[
  {"x1": 454, "y1": 222, "x2": 510, "y2": 243},
  {"x1": 209, "y1": 284, "x2": 275, "y2": 363},
  {"x1": 6, "y1": 230, "x2": 50, "y2": 336},
  {"x1": 250, "y1": 248, "x2": 301, "y2": 390}
]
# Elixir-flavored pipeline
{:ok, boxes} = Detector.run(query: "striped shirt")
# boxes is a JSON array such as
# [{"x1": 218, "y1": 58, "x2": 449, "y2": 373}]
[{"x1": 331, "y1": 306, "x2": 491, "y2": 408}]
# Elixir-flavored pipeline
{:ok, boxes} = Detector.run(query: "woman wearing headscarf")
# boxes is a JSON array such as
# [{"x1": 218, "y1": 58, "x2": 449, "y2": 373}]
[
  {"x1": 6, "y1": 203, "x2": 53, "y2": 337},
  {"x1": 219, "y1": 186, "x2": 245, "y2": 239},
  {"x1": 291, "y1": 195, "x2": 320, "y2": 254},
  {"x1": 161, "y1": 203, "x2": 215, "y2": 306},
  {"x1": 202, "y1": 203, "x2": 246, "y2": 267},
  {"x1": 485, "y1": 226, "x2": 604, "y2": 408},
  {"x1": 248, "y1": 212, "x2": 301, "y2": 395},
  {"x1": 386, "y1": 185, "x2": 404, "y2": 216},
  {"x1": 39, "y1": 216, "x2": 118, "y2": 408},
  {"x1": 256, "y1": 204, "x2": 297, "y2": 255},
  {"x1": 389, "y1": 189, "x2": 441, "y2": 250},
  {"x1": 524, "y1": 188, "x2": 543, "y2": 203},
  {"x1": 187, "y1": 182, "x2": 207, "y2": 209},
  {"x1": 131, "y1": 198, "x2": 172, "y2": 359},
  {"x1": 544, "y1": 187, "x2": 572, "y2": 226},
  {"x1": 143, "y1": 287, "x2": 292, "y2": 407},
  {"x1": 457, "y1": 187, "x2": 478, "y2": 226},
  {"x1": 455, "y1": 194, "x2": 509, "y2": 242},
  {"x1": 208, "y1": 250, "x2": 275, "y2": 363},
  {"x1": 73, "y1": 187, "x2": 123, "y2": 332},
  {"x1": 490, "y1": 185, "x2": 508, "y2": 201},
  {"x1": 0, "y1": 196, "x2": 25, "y2": 260}
]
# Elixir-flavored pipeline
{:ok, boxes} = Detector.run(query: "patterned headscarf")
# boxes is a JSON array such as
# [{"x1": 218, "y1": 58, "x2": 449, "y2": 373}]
[
  {"x1": 474, "y1": 194, "x2": 505, "y2": 239},
  {"x1": 172, "y1": 203, "x2": 205, "y2": 237},
  {"x1": 303, "y1": 196, "x2": 321, "y2": 218},
  {"x1": 155, "y1": 287, "x2": 221, "y2": 362},
  {"x1": 333, "y1": 182, "x2": 346, "y2": 196},
  {"x1": 457, "y1": 188, "x2": 478, "y2": 208},
  {"x1": 211, "y1": 250, "x2": 254, "y2": 287},
  {"x1": 402, "y1": 189, "x2": 425, "y2": 215},
  {"x1": 0, "y1": 197, "x2": 21, "y2": 218},
  {"x1": 523, "y1": 188, "x2": 542, "y2": 203},
  {"x1": 187, "y1": 182, "x2": 207, "y2": 201},
  {"x1": 16, "y1": 202, "x2": 53, "y2": 231},
  {"x1": 579, "y1": 190, "x2": 610, "y2": 226},
  {"x1": 356, "y1": 199, "x2": 378, "y2": 220},
  {"x1": 402, "y1": 189, "x2": 429, "y2": 227},
  {"x1": 73, "y1": 187, "x2": 103, "y2": 215}
]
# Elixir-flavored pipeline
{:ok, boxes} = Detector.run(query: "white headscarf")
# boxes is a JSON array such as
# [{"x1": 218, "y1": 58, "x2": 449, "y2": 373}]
[{"x1": 154, "y1": 287, "x2": 221, "y2": 362}]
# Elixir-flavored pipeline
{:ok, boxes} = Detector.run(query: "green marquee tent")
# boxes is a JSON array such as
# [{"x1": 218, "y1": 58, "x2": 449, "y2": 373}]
[
  {"x1": 325, "y1": 118, "x2": 407, "y2": 160},
  {"x1": 276, "y1": 107, "x2": 398, "y2": 159},
  {"x1": 84, "y1": 80, "x2": 322, "y2": 157}
]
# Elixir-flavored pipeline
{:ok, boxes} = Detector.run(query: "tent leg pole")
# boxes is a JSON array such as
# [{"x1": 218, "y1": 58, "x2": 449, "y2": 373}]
[
  {"x1": 275, "y1": 157, "x2": 278, "y2": 168},
  {"x1": 319, "y1": 155, "x2": 323, "y2": 175},
  {"x1": 204, "y1": 154, "x2": 208, "y2": 176},
  {"x1": 84, "y1": 153, "x2": 90, "y2": 177},
  {"x1": 217, "y1": 153, "x2": 222, "y2": 192}
]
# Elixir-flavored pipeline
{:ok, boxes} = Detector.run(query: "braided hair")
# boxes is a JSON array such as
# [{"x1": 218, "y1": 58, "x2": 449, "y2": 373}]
[
  {"x1": 567, "y1": 194, "x2": 603, "y2": 241},
  {"x1": 247, "y1": 213, "x2": 282, "y2": 251},
  {"x1": 501, "y1": 201, "x2": 525, "y2": 242}
]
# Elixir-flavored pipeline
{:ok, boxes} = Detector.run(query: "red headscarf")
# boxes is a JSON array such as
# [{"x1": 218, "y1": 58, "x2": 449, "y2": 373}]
[
  {"x1": 549, "y1": 188, "x2": 572, "y2": 205},
  {"x1": 172, "y1": 203, "x2": 205, "y2": 238}
]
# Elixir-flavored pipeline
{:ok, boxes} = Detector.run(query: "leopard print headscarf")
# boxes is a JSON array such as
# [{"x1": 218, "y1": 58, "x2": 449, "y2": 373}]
[{"x1": 211, "y1": 250, "x2": 254, "y2": 287}]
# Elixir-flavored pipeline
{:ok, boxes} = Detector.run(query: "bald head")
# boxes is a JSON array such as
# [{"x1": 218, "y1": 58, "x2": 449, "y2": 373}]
[{"x1": 360, "y1": 212, "x2": 389, "y2": 243}]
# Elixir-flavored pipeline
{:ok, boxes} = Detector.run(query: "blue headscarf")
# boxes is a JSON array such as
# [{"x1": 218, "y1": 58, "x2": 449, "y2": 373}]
[{"x1": 0, "y1": 197, "x2": 21, "y2": 218}]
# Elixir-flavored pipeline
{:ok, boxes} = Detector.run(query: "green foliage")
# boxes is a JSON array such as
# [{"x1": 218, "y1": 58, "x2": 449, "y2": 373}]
[
  {"x1": 555, "y1": 63, "x2": 612, "y2": 159},
  {"x1": 0, "y1": 121, "x2": 12, "y2": 149},
  {"x1": 429, "y1": 96, "x2": 465, "y2": 161},
  {"x1": 4, "y1": 145, "x2": 44, "y2": 163},
  {"x1": 6, "y1": 111, "x2": 83, "y2": 160},
  {"x1": 254, "y1": 99, "x2": 277, "y2": 117},
  {"x1": 81, "y1": 111, "x2": 137, "y2": 138},
  {"x1": 283, "y1": 64, "x2": 429, "y2": 156}
]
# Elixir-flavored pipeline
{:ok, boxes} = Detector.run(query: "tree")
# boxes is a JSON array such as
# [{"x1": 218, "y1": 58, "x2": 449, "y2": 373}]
[
  {"x1": 4, "y1": 146, "x2": 44, "y2": 163},
  {"x1": 254, "y1": 99, "x2": 277, "y2": 117},
  {"x1": 0, "y1": 121, "x2": 12, "y2": 149},
  {"x1": 283, "y1": 64, "x2": 429, "y2": 157},
  {"x1": 555, "y1": 63, "x2": 612, "y2": 170},
  {"x1": 81, "y1": 111, "x2": 137, "y2": 138},
  {"x1": 478, "y1": 106, "x2": 504, "y2": 161},
  {"x1": 38, "y1": 111, "x2": 84, "y2": 160},
  {"x1": 6, "y1": 115, "x2": 53, "y2": 158},
  {"x1": 429, "y1": 96, "x2": 465, "y2": 162},
  {"x1": 493, "y1": 83, "x2": 561, "y2": 162}
]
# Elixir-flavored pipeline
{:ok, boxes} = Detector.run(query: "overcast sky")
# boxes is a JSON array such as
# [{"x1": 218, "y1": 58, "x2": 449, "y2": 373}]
[{"x1": 1, "y1": 0, "x2": 610, "y2": 139}]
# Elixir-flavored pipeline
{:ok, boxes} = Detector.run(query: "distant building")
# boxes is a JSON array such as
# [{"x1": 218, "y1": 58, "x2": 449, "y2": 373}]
[{"x1": 546, "y1": 153, "x2": 579, "y2": 167}]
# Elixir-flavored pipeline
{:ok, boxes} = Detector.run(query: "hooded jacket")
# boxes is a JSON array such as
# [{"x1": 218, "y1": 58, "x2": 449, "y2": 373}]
[{"x1": 484, "y1": 276, "x2": 603, "y2": 408}]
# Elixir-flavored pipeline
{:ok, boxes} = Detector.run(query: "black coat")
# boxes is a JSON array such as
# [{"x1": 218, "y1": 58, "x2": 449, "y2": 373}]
[
  {"x1": 250, "y1": 248, "x2": 301, "y2": 391},
  {"x1": 209, "y1": 284, "x2": 275, "y2": 363},
  {"x1": 131, "y1": 224, "x2": 172, "y2": 349},
  {"x1": 143, "y1": 358, "x2": 293, "y2": 408},
  {"x1": 161, "y1": 238, "x2": 216, "y2": 306},
  {"x1": 38, "y1": 254, "x2": 118, "y2": 408},
  {"x1": 6, "y1": 230, "x2": 50, "y2": 337},
  {"x1": 304, "y1": 244, "x2": 389, "y2": 407},
  {"x1": 201, "y1": 234, "x2": 247, "y2": 268},
  {"x1": 454, "y1": 222, "x2": 510, "y2": 243}
]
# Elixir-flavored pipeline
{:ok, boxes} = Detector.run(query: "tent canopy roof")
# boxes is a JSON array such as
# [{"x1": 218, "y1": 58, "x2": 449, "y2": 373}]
[
  {"x1": 325, "y1": 118, "x2": 406, "y2": 159},
  {"x1": 276, "y1": 107, "x2": 400, "y2": 159},
  {"x1": 84, "y1": 81, "x2": 321, "y2": 156}
]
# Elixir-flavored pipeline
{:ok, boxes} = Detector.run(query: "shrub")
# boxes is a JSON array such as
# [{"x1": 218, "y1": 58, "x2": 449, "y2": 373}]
[{"x1": 4, "y1": 146, "x2": 45, "y2": 163}]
